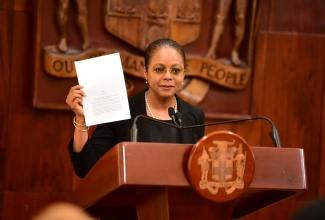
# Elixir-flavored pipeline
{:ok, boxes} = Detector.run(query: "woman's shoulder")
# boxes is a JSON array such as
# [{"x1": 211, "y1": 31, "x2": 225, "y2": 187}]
[
  {"x1": 176, "y1": 95, "x2": 204, "y2": 116},
  {"x1": 176, "y1": 95, "x2": 200, "y2": 109},
  {"x1": 128, "y1": 89, "x2": 146, "y2": 104}
]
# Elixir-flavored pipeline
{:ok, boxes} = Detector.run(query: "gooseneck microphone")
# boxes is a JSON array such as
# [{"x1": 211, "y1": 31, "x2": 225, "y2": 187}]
[
  {"x1": 168, "y1": 107, "x2": 182, "y2": 127},
  {"x1": 131, "y1": 114, "x2": 181, "y2": 142},
  {"x1": 181, "y1": 116, "x2": 281, "y2": 148},
  {"x1": 131, "y1": 107, "x2": 281, "y2": 148},
  {"x1": 175, "y1": 111, "x2": 182, "y2": 127},
  {"x1": 168, "y1": 107, "x2": 178, "y2": 125}
]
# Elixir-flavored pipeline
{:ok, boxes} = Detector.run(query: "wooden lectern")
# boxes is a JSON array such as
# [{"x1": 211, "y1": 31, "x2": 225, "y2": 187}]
[{"x1": 68, "y1": 142, "x2": 306, "y2": 220}]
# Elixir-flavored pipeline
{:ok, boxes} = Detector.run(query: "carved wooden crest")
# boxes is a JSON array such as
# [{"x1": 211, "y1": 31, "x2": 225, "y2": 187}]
[
  {"x1": 188, "y1": 130, "x2": 255, "y2": 202},
  {"x1": 33, "y1": 0, "x2": 262, "y2": 118},
  {"x1": 105, "y1": 0, "x2": 202, "y2": 50}
]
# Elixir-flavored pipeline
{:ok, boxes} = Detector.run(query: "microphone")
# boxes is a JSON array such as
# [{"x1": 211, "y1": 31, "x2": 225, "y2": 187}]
[
  {"x1": 168, "y1": 107, "x2": 182, "y2": 127},
  {"x1": 181, "y1": 116, "x2": 281, "y2": 148},
  {"x1": 131, "y1": 109, "x2": 281, "y2": 147},
  {"x1": 175, "y1": 111, "x2": 182, "y2": 127},
  {"x1": 131, "y1": 114, "x2": 181, "y2": 142},
  {"x1": 168, "y1": 107, "x2": 177, "y2": 125}
]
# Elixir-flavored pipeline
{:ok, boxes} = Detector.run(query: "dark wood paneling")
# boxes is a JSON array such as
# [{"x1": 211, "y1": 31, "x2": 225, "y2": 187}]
[
  {"x1": 5, "y1": 112, "x2": 74, "y2": 191},
  {"x1": 0, "y1": 11, "x2": 12, "y2": 190},
  {"x1": 0, "y1": 0, "x2": 34, "y2": 11},
  {"x1": 319, "y1": 76, "x2": 325, "y2": 197},
  {"x1": 0, "y1": 0, "x2": 13, "y2": 10},
  {"x1": 239, "y1": 198, "x2": 309, "y2": 220},
  {"x1": 3, "y1": 7, "x2": 73, "y2": 192},
  {"x1": 255, "y1": 32, "x2": 325, "y2": 197},
  {"x1": 0, "y1": 9, "x2": 13, "y2": 220},
  {"x1": 14, "y1": 0, "x2": 35, "y2": 12},
  {"x1": 6, "y1": 11, "x2": 34, "y2": 112},
  {"x1": 204, "y1": 119, "x2": 268, "y2": 149},
  {"x1": 234, "y1": 30, "x2": 325, "y2": 219},
  {"x1": 1, "y1": 192, "x2": 68, "y2": 220},
  {"x1": 261, "y1": 0, "x2": 325, "y2": 34},
  {"x1": 259, "y1": 0, "x2": 270, "y2": 31}
]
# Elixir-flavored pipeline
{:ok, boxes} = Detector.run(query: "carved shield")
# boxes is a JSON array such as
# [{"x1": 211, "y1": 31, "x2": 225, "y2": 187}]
[
  {"x1": 105, "y1": 0, "x2": 202, "y2": 51},
  {"x1": 211, "y1": 159, "x2": 233, "y2": 182}
]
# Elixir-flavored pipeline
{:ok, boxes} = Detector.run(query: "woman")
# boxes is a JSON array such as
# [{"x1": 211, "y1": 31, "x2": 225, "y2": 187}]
[{"x1": 66, "y1": 38, "x2": 205, "y2": 178}]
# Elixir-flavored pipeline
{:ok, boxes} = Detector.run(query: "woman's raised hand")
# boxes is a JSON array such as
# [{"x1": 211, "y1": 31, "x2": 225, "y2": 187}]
[{"x1": 66, "y1": 85, "x2": 85, "y2": 118}]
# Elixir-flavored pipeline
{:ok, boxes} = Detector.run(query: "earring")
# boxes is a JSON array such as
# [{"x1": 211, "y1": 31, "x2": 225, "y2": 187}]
[{"x1": 145, "y1": 78, "x2": 148, "y2": 84}]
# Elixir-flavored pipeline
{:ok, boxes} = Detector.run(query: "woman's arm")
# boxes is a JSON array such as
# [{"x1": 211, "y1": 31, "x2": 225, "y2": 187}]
[{"x1": 66, "y1": 85, "x2": 89, "y2": 152}]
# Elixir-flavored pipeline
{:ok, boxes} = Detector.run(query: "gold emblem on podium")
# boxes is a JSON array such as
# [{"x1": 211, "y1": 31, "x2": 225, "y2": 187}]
[
  {"x1": 188, "y1": 130, "x2": 255, "y2": 202},
  {"x1": 198, "y1": 141, "x2": 246, "y2": 195}
]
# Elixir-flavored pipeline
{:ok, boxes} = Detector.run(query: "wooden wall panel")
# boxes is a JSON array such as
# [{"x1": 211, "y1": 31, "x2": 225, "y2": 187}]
[
  {"x1": 5, "y1": 112, "x2": 74, "y2": 191},
  {"x1": 239, "y1": 199, "x2": 308, "y2": 220},
  {"x1": 238, "y1": 31, "x2": 325, "y2": 220},
  {"x1": 0, "y1": 11, "x2": 11, "y2": 191},
  {"x1": 0, "y1": 0, "x2": 13, "y2": 10},
  {"x1": 1, "y1": 192, "x2": 68, "y2": 220},
  {"x1": 256, "y1": 32, "x2": 325, "y2": 197},
  {"x1": 0, "y1": 4, "x2": 74, "y2": 218},
  {"x1": 0, "y1": 10, "x2": 12, "y2": 220},
  {"x1": 254, "y1": 33, "x2": 325, "y2": 196},
  {"x1": 261, "y1": 0, "x2": 325, "y2": 34},
  {"x1": 204, "y1": 117, "x2": 268, "y2": 149},
  {"x1": 3, "y1": 0, "x2": 73, "y2": 194},
  {"x1": 319, "y1": 75, "x2": 325, "y2": 197},
  {"x1": 13, "y1": 0, "x2": 35, "y2": 12}
]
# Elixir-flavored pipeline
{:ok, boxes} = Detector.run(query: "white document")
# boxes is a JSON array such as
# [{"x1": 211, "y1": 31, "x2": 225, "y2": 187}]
[{"x1": 74, "y1": 53, "x2": 131, "y2": 126}]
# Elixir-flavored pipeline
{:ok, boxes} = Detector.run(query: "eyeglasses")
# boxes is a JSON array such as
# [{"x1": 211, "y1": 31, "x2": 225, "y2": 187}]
[{"x1": 152, "y1": 67, "x2": 185, "y2": 75}]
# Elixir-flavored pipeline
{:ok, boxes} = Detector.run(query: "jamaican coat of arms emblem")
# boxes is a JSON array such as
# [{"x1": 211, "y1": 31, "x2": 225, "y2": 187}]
[{"x1": 188, "y1": 130, "x2": 255, "y2": 202}]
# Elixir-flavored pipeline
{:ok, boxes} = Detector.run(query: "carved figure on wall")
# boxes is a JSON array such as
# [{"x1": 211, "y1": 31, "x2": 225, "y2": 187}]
[
  {"x1": 112, "y1": 0, "x2": 137, "y2": 14},
  {"x1": 205, "y1": 0, "x2": 248, "y2": 66},
  {"x1": 146, "y1": 0, "x2": 168, "y2": 46},
  {"x1": 197, "y1": 146, "x2": 210, "y2": 181},
  {"x1": 57, "y1": 0, "x2": 91, "y2": 53},
  {"x1": 235, "y1": 144, "x2": 245, "y2": 183},
  {"x1": 176, "y1": 0, "x2": 200, "y2": 20}
]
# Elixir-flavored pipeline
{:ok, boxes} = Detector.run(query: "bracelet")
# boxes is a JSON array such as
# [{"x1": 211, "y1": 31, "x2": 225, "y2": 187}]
[
  {"x1": 73, "y1": 124, "x2": 89, "y2": 132},
  {"x1": 73, "y1": 116, "x2": 87, "y2": 126},
  {"x1": 73, "y1": 117, "x2": 89, "y2": 132}
]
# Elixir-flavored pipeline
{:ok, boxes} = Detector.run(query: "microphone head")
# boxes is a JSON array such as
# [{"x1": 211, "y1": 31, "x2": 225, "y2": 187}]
[
  {"x1": 175, "y1": 111, "x2": 182, "y2": 127},
  {"x1": 168, "y1": 107, "x2": 176, "y2": 118},
  {"x1": 175, "y1": 112, "x2": 182, "y2": 119},
  {"x1": 269, "y1": 128, "x2": 281, "y2": 148}
]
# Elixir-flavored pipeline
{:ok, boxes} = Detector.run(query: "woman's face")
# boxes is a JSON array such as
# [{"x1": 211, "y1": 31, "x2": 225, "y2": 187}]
[{"x1": 145, "y1": 46, "x2": 185, "y2": 99}]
